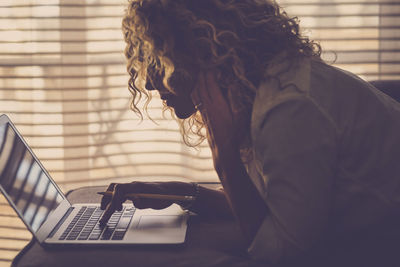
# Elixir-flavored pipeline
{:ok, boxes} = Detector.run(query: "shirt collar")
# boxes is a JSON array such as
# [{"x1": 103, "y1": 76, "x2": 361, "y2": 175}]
[{"x1": 263, "y1": 53, "x2": 312, "y2": 94}]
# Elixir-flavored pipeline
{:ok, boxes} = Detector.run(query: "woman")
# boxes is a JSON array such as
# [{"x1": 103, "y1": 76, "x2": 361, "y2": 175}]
[{"x1": 99, "y1": 0, "x2": 400, "y2": 264}]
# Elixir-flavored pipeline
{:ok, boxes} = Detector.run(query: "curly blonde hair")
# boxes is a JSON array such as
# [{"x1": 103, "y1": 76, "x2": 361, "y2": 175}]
[{"x1": 122, "y1": 0, "x2": 321, "y2": 149}]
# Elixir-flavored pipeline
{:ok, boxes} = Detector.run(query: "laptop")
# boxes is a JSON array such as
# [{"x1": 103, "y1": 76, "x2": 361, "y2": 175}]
[{"x1": 0, "y1": 114, "x2": 188, "y2": 246}]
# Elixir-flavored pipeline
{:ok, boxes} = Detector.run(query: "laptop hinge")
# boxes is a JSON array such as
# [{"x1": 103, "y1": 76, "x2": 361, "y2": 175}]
[{"x1": 47, "y1": 206, "x2": 74, "y2": 238}]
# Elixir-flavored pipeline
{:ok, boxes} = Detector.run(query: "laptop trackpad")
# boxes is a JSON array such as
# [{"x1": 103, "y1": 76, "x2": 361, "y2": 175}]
[{"x1": 137, "y1": 215, "x2": 182, "y2": 229}]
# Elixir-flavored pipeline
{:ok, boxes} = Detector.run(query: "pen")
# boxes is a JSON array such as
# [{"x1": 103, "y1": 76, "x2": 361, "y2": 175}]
[{"x1": 97, "y1": 191, "x2": 195, "y2": 202}]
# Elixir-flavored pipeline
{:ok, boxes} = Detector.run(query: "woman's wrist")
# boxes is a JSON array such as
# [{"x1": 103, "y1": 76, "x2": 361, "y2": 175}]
[
  {"x1": 178, "y1": 182, "x2": 200, "y2": 210},
  {"x1": 161, "y1": 181, "x2": 201, "y2": 210},
  {"x1": 161, "y1": 181, "x2": 234, "y2": 218},
  {"x1": 214, "y1": 149, "x2": 243, "y2": 178}
]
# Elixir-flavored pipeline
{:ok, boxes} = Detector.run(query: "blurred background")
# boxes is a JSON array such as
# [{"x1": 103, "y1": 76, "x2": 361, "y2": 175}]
[{"x1": 0, "y1": 0, "x2": 399, "y2": 265}]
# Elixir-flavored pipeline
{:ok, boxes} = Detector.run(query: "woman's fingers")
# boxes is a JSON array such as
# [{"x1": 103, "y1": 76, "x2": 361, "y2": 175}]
[
  {"x1": 192, "y1": 70, "x2": 229, "y2": 116},
  {"x1": 191, "y1": 76, "x2": 203, "y2": 110},
  {"x1": 192, "y1": 72, "x2": 214, "y2": 107},
  {"x1": 98, "y1": 182, "x2": 175, "y2": 226},
  {"x1": 99, "y1": 183, "x2": 128, "y2": 225},
  {"x1": 100, "y1": 183, "x2": 116, "y2": 210}
]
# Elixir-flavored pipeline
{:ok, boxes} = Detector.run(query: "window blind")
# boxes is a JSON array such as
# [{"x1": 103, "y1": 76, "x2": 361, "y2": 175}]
[
  {"x1": 0, "y1": 0, "x2": 399, "y2": 265},
  {"x1": 280, "y1": 0, "x2": 400, "y2": 80}
]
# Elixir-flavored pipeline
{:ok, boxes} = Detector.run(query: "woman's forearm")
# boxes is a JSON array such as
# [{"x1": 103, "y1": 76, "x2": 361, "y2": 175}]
[
  {"x1": 190, "y1": 185, "x2": 234, "y2": 219},
  {"x1": 163, "y1": 181, "x2": 234, "y2": 219},
  {"x1": 216, "y1": 151, "x2": 268, "y2": 245}
]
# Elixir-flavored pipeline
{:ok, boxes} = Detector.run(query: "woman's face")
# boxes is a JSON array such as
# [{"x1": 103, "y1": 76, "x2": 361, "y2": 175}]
[{"x1": 145, "y1": 70, "x2": 196, "y2": 119}]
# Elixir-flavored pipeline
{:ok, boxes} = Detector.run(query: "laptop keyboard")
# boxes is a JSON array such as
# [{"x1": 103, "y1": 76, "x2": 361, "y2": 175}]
[{"x1": 59, "y1": 206, "x2": 135, "y2": 241}]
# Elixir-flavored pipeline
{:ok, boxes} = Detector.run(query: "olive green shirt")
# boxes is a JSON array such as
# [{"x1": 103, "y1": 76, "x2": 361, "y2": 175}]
[{"x1": 247, "y1": 56, "x2": 400, "y2": 263}]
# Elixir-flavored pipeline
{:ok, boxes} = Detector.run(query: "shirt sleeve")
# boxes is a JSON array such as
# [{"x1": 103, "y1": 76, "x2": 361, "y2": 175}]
[{"x1": 248, "y1": 96, "x2": 337, "y2": 263}]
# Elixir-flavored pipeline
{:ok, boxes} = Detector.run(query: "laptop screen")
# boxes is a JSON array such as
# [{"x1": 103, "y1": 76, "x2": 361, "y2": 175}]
[{"x1": 0, "y1": 122, "x2": 64, "y2": 232}]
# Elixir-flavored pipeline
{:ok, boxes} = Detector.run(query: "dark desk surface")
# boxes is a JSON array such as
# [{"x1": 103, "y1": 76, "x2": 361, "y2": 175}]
[
  {"x1": 12, "y1": 186, "x2": 262, "y2": 267},
  {"x1": 12, "y1": 186, "x2": 400, "y2": 267}
]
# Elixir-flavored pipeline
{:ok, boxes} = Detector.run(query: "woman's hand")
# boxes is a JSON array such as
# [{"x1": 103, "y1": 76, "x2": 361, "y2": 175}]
[
  {"x1": 99, "y1": 181, "x2": 234, "y2": 225},
  {"x1": 99, "y1": 182, "x2": 178, "y2": 225},
  {"x1": 191, "y1": 71, "x2": 243, "y2": 175}
]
